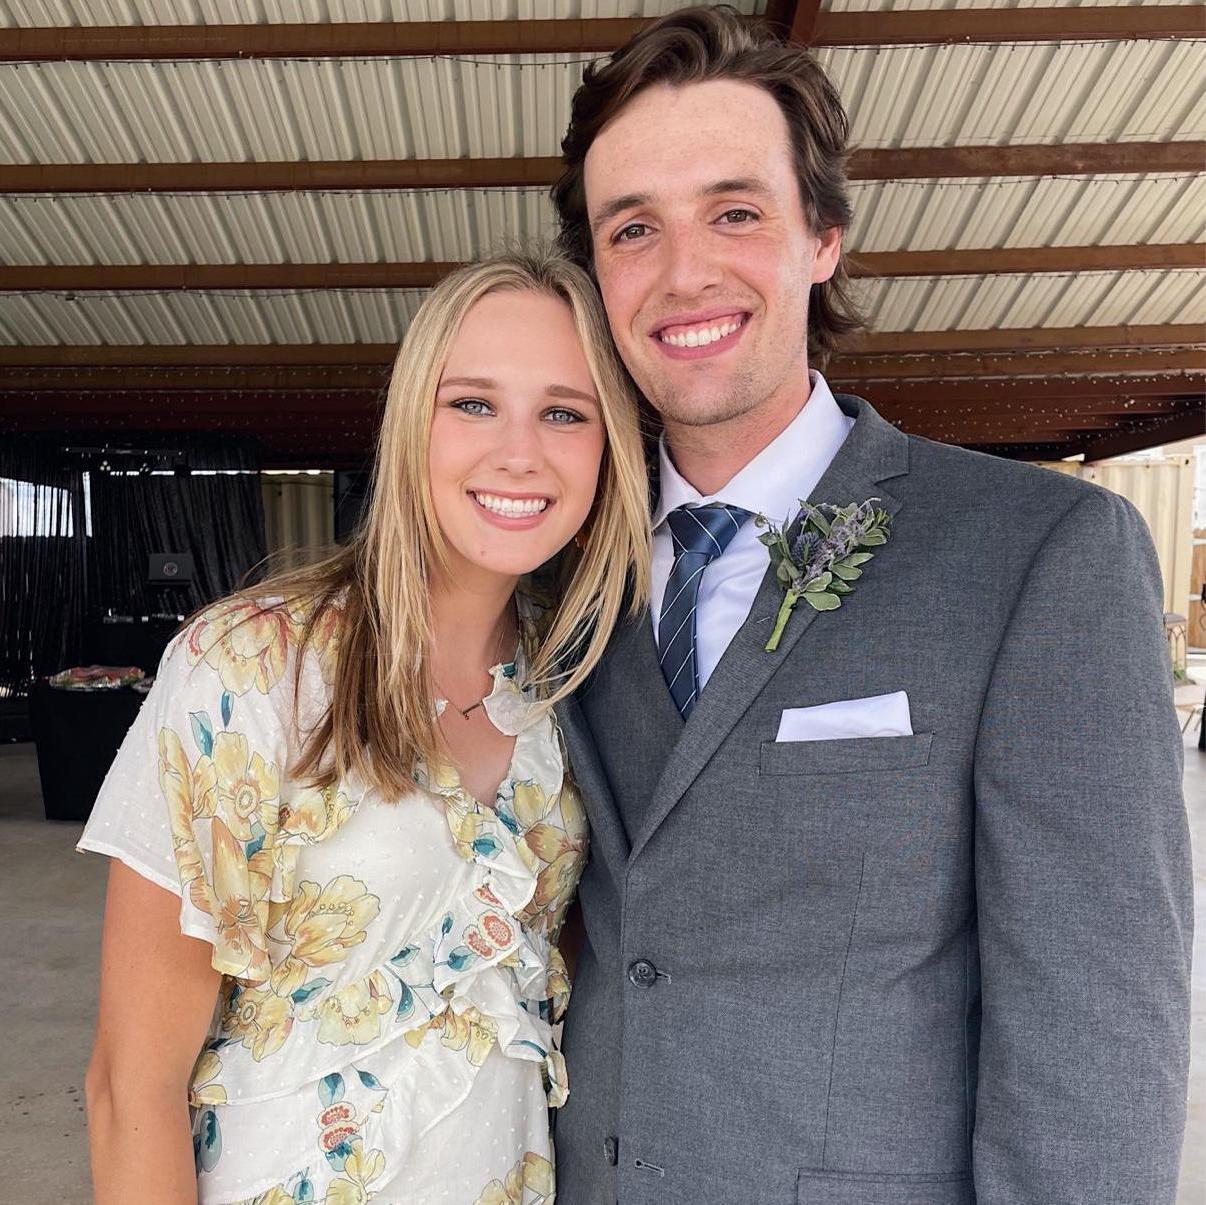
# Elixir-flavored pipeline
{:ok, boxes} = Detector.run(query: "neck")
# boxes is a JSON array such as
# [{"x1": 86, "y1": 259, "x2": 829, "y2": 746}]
[
  {"x1": 663, "y1": 372, "x2": 814, "y2": 497},
  {"x1": 429, "y1": 570, "x2": 518, "y2": 677}
]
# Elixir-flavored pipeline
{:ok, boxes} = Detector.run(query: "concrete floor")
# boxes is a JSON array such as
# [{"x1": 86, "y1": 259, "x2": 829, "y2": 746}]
[{"x1": 1, "y1": 710, "x2": 1204, "y2": 1205}]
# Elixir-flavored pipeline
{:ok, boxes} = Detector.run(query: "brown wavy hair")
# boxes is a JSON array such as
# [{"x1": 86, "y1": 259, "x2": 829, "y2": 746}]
[{"x1": 552, "y1": 4, "x2": 862, "y2": 360}]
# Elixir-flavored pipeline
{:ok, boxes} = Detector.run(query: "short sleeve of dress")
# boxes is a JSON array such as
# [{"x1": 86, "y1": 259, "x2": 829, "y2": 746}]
[{"x1": 77, "y1": 599, "x2": 295, "y2": 986}]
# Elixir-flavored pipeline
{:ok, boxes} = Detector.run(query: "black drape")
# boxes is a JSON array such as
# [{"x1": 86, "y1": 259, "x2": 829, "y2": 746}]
[
  {"x1": 1, "y1": 434, "x2": 266, "y2": 700},
  {"x1": 88, "y1": 440, "x2": 267, "y2": 619},
  {"x1": 0, "y1": 437, "x2": 89, "y2": 698}
]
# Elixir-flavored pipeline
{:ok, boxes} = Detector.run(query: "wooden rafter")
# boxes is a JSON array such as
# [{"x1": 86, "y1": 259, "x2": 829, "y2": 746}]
[
  {"x1": 2, "y1": 7, "x2": 1197, "y2": 61},
  {"x1": 1080, "y1": 407, "x2": 1205, "y2": 458},
  {"x1": 3, "y1": 142, "x2": 1199, "y2": 195},
  {"x1": 4, "y1": 245, "x2": 1199, "y2": 292},
  {"x1": 2, "y1": 327, "x2": 1198, "y2": 369}
]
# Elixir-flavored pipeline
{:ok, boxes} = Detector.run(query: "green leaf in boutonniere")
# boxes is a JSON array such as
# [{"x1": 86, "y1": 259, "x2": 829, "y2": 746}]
[{"x1": 753, "y1": 499, "x2": 892, "y2": 652}]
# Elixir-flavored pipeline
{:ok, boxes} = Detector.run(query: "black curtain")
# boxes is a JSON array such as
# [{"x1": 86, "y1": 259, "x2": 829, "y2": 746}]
[
  {"x1": 0, "y1": 437, "x2": 89, "y2": 698},
  {"x1": 0, "y1": 434, "x2": 266, "y2": 699},
  {"x1": 88, "y1": 438, "x2": 267, "y2": 619}
]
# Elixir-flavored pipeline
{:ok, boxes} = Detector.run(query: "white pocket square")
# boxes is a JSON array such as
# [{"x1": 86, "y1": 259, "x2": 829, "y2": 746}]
[{"x1": 776, "y1": 691, "x2": 913, "y2": 742}]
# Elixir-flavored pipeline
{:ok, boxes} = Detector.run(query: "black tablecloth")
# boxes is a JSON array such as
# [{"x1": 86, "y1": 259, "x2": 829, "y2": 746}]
[{"x1": 30, "y1": 682, "x2": 145, "y2": 822}]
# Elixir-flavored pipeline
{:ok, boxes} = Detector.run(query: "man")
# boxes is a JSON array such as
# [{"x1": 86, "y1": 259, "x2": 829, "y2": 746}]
[{"x1": 549, "y1": 8, "x2": 1192, "y2": 1205}]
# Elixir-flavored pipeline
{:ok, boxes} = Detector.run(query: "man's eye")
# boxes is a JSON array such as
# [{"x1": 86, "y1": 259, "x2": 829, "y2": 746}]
[
  {"x1": 718, "y1": 208, "x2": 757, "y2": 224},
  {"x1": 613, "y1": 222, "x2": 649, "y2": 243},
  {"x1": 451, "y1": 398, "x2": 492, "y2": 415},
  {"x1": 545, "y1": 407, "x2": 585, "y2": 425}
]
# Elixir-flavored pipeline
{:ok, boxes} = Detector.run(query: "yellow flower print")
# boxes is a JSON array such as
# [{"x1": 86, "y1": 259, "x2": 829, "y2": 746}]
[
  {"x1": 158, "y1": 727, "x2": 217, "y2": 915},
  {"x1": 212, "y1": 731, "x2": 281, "y2": 843},
  {"x1": 314, "y1": 971, "x2": 393, "y2": 1047},
  {"x1": 186, "y1": 599, "x2": 295, "y2": 696},
  {"x1": 323, "y1": 1144, "x2": 386, "y2": 1205},
  {"x1": 208, "y1": 817, "x2": 273, "y2": 983},
  {"x1": 532, "y1": 850, "x2": 586, "y2": 921},
  {"x1": 294, "y1": 600, "x2": 343, "y2": 687},
  {"x1": 278, "y1": 784, "x2": 354, "y2": 844},
  {"x1": 270, "y1": 875, "x2": 380, "y2": 998},
  {"x1": 188, "y1": 1049, "x2": 228, "y2": 1106},
  {"x1": 475, "y1": 1152, "x2": 554, "y2": 1205},
  {"x1": 439, "y1": 1007, "x2": 498, "y2": 1067},
  {"x1": 512, "y1": 781, "x2": 551, "y2": 830},
  {"x1": 221, "y1": 982, "x2": 294, "y2": 1062}
]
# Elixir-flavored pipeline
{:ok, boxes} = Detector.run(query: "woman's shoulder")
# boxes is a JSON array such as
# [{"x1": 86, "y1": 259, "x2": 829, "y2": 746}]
[{"x1": 170, "y1": 591, "x2": 346, "y2": 701}]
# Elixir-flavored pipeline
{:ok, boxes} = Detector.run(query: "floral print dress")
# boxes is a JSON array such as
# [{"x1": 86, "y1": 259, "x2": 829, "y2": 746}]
[{"x1": 78, "y1": 597, "x2": 586, "y2": 1204}]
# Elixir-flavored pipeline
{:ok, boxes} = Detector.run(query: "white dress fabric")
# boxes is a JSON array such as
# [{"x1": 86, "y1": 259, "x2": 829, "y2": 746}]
[{"x1": 77, "y1": 596, "x2": 585, "y2": 1204}]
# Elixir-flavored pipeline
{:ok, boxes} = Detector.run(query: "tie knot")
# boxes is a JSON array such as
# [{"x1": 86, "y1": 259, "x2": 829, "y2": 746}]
[{"x1": 666, "y1": 503, "x2": 751, "y2": 560}]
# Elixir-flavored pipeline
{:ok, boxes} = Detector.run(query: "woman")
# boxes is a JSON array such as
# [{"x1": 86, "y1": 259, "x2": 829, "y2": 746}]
[{"x1": 79, "y1": 251, "x2": 651, "y2": 1204}]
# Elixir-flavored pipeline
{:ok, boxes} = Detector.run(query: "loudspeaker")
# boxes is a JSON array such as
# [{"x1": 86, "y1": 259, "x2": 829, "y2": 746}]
[{"x1": 148, "y1": 552, "x2": 195, "y2": 584}]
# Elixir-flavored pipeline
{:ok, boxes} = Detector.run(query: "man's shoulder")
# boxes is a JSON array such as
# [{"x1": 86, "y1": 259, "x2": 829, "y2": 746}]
[{"x1": 898, "y1": 427, "x2": 1118, "y2": 531}]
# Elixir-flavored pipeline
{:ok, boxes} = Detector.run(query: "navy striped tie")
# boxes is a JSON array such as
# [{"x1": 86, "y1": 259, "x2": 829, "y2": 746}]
[{"x1": 658, "y1": 503, "x2": 751, "y2": 718}]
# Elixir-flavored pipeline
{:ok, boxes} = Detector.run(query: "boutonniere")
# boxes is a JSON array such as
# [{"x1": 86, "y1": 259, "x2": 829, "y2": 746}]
[{"x1": 754, "y1": 499, "x2": 892, "y2": 652}]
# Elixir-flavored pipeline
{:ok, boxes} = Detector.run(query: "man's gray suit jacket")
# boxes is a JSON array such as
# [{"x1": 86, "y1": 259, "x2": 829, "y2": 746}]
[{"x1": 553, "y1": 396, "x2": 1192, "y2": 1205}]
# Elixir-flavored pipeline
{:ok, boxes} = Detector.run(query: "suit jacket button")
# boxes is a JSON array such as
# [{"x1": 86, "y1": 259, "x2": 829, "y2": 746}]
[
  {"x1": 628, "y1": 959, "x2": 658, "y2": 988},
  {"x1": 603, "y1": 1136, "x2": 619, "y2": 1165}
]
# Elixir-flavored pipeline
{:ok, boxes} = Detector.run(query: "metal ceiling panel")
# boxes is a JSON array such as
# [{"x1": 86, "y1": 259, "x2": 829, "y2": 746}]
[
  {"x1": 2, "y1": 175, "x2": 1202, "y2": 265},
  {"x1": 0, "y1": 1, "x2": 763, "y2": 27},
  {"x1": 2, "y1": 273, "x2": 1202, "y2": 344},
  {"x1": 855, "y1": 269, "x2": 1206, "y2": 332},
  {"x1": 1, "y1": 36, "x2": 1200, "y2": 164}
]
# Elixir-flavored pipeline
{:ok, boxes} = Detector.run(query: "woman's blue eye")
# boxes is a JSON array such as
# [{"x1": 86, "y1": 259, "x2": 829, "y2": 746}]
[
  {"x1": 546, "y1": 408, "x2": 584, "y2": 425},
  {"x1": 452, "y1": 398, "x2": 492, "y2": 415}
]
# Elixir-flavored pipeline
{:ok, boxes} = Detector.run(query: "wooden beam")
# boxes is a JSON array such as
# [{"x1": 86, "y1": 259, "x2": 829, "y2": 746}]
[
  {"x1": 0, "y1": 158, "x2": 564, "y2": 194},
  {"x1": 0, "y1": 344, "x2": 397, "y2": 368},
  {"x1": 845, "y1": 324, "x2": 1206, "y2": 355},
  {"x1": 5, "y1": 245, "x2": 1199, "y2": 292},
  {"x1": 4, "y1": 141, "x2": 1198, "y2": 195},
  {"x1": 848, "y1": 243, "x2": 1204, "y2": 278},
  {"x1": 1, "y1": 328, "x2": 1197, "y2": 369},
  {"x1": 1080, "y1": 406, "x2": 1206, "y2": 458},
  {"x1": 836, "y1": 347, "x2": 1205, "y2": 379},
  {"x1": 2, "y1": 8, "x2": 1196, "y2": 62},
  {"x1": 813, "y1": 6, "x2": 1206, "y2": 47},
  {"x1": 842, "y1": 375, "x2": 1203, "y2": 404},
  {"x1": 0, "y1": 263, "x2": 458, "y2": 291},
  {"x1": 0, "y1": 18, "x2": 652, "y2": 61},
  {"x1": 848, "y1": 142, "x2": 1205, "y2": 181}
]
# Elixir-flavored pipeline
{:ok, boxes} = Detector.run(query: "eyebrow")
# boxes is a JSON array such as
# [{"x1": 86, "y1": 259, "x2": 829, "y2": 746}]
[
  {"x1": 439, "y1": 376, "x2": 599, "y2": 407},
  {"x1": 589, "y1": 177, "x2": 774, "y2": 236}
]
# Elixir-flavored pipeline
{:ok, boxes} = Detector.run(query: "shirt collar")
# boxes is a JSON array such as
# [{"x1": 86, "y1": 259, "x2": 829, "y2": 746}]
[{"x1": 652, "y1": 372, "x2": 852, "y2": 529}]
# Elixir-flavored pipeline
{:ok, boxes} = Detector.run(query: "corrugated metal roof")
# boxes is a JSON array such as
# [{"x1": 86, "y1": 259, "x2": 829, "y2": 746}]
[
  {"x1": 2, "y1": 271, "x2": 1202, "y2": 345},
  {"x1": 0, "y1": 1, "x2": 764, "y2": 27},
  {"x1": 1, "y1": 37, "x2": 1200, "y2": 164},
  {"x1": 818, "y1": 39, "x2": 1205, "y2": 148},
  {"x1": 856, "y1": 269, "x2": 1206, "y2": 331},
  {"x1": 2, "y1": 174, "x2": 1203, "y2": 265}
]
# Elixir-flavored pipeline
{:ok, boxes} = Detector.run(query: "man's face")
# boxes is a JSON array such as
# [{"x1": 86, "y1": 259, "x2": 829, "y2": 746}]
[{"x1": 583, "y1": 79, "x2": 841, "y2": 433}]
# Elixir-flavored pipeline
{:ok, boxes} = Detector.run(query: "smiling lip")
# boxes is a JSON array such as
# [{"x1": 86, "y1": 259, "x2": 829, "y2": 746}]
[
  {"x1": 651, "y1": 310, "x2": 750, "y2": 361},
  {"x1": 469, "y1": 489, "x2": 555, "y2": 530}
]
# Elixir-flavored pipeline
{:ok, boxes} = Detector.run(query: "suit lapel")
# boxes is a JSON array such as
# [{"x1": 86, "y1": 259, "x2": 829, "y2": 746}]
[{"x1": 627, "y1": 397, "x2": 911, "y2": 863}]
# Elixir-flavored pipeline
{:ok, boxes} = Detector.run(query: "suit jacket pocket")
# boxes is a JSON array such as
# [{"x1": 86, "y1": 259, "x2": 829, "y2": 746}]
[
  {"x1": 797, "y1": 1169, "x2": 971, "y2": 1205},
  {"x1": 760, "y1": 733, "x2": 933, "y2": 776}
]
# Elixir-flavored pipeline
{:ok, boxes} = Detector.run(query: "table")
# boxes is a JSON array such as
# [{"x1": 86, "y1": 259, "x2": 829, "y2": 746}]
[{"x1": 30, "y1": 682, "x2": 145, "y2": 822}]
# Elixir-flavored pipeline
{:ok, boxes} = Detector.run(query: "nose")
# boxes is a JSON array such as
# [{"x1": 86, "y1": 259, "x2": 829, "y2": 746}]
[
  {"x1": 659, "y1": 219, "x2": 724, "y2": 299},
  {"x1": 488, "y1": 412, "x2": 545, "y2": 476}
]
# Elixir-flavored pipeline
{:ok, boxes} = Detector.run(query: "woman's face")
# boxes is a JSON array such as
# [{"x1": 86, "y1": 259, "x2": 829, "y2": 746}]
[{"x1": 428, "y1": 288, "x2": 606, "y2": 591}]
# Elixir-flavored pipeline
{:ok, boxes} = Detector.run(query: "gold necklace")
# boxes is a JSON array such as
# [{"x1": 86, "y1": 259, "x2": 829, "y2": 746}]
[{"x1": 436, "y1": 622, "x2": 512, "y2": 721}]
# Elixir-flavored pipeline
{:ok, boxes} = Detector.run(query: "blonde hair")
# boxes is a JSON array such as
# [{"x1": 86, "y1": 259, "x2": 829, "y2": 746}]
[{"x1": 242, "y1": 250, "x2": 650, "y2": 797}]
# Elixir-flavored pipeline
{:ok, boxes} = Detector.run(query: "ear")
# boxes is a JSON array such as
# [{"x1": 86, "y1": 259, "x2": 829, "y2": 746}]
[{"x1": 809, "y1": 226, "x2": 843, "y2": 285}]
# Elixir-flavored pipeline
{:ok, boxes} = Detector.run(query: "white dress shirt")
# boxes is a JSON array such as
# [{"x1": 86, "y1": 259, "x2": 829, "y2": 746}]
[{"x1": 650, "y1": 372, "x2": 854, "y2": 691}]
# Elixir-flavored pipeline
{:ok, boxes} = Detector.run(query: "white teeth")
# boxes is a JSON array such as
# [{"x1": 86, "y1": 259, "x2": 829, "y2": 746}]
[
  {"x1": 473, "y1": 492, "x2": 549, "y2": 518},
  {"x1": 660, "y1": 318, "x2": 742, "y2": 347}
]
